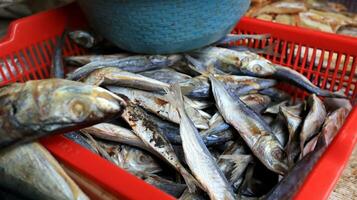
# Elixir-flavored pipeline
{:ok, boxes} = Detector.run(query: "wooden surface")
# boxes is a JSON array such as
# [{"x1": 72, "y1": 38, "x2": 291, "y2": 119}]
[{"x1": 329, "y1": 146, "x2": 357, "y2": 200}]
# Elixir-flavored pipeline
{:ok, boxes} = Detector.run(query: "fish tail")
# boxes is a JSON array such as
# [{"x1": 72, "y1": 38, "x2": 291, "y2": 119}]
[
  {"x1": 180, "y1": 168, "x2": 200, "y2": 193},
  {"x1": 165, "y1": 84, "x2": 186, "y2": 115}
]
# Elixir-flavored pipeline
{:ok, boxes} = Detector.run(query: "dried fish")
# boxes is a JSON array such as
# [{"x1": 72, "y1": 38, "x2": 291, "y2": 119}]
[
  {"x1": 0, "y1": 79, "x2": 124, "y2": 149},
  {"x1": 67, "y1": 55, "x2": 182, "y2": 80},
  {"x1": 0, "y1": 142, "x2": 89, "y2": 200},
  {"x1": 107, "y1": 86, "x2": 209, "y2": 129},
  {"x1": 167, "y1": 84, "x2": 235, "y2": 200},
  {"x1": 210, "y1": 75, "x2": 288, "y2": 175},
  {"x1": 121, "y1": 103, "x2": 200, "y2": 192}
]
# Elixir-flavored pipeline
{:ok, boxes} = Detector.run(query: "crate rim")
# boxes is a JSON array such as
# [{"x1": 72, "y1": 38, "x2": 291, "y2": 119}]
[{"x1": 0, "y1": 3, "x2": 356, "y2": 200}]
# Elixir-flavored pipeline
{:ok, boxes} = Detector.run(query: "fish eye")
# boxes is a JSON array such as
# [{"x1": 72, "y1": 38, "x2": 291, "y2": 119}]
[
  {"x1": 69, "y1": 99, "x2": 89, "y2": 119},
  {"x1": 252, "y1": 64, "x2": 262, "y2": 72}
]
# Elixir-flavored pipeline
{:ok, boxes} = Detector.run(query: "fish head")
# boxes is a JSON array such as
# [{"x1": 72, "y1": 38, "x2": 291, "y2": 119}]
[
  {"x1": 240, "y1": 59, "x2": 276, "y2": 77},
  {"x1": 123, "y1": 147, "x2": 161, "y2": 174},
  {"x1": 52, "y1": 84, "x2": 123, "y2": 122},
  {"x1": 16, "y1": 80, "x2": 125, "y2": 132}
]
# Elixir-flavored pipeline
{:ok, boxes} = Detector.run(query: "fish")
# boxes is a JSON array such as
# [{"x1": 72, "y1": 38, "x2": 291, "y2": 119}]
[
  {"x1": 272, "y1": 65, "x2": 346, "y2": 98},
  {"x1": 0, "y1": 79, "x2": 124, "y2": 149},
  {"x1": 121, "y1": 103, "x2": 200, "y2": 192},
  {"x1": 265, "y1": 136, "x2": 327, "y2": 200},
  {"x1": 190, "y1": 47, "x2": 277, "y2": 77},
  {"x1": 80, "y1": 123, "x2": 151, "y2": 152},
  {"x1": 210, "y1": 75, "x2": 288, "y2": 175},
  {"x1": 119, "y1": 144, "x2": 162, "y2": 174},
  {"x1": 107, "y1": 86, "x2": 209, "y2": 129},
  {"x1": 0, "y1": 142, "x2": 89, "y2": 200},
  {"x1": 299, "y1": 94, "x2": 326, "y2": 157},
  {"x1": 280, "y1": 104, "x2": 304, "y2": 166},
  {"x1": 66, "y1": 54, "x2": 182, "y2": 80},
  {"x1": 180, "y1": 74, "x2": 277, "y2": 99},
  {"x1": 139, "y1": 68, "x2": 192, "y2": 84},
  {"x1": 64, "y1": 131, "x2": 98, "y2": 153},
  {"x1": 191, "y1": 47, "x2": 344, "y2": 98},
  {"x1": 144, "y1": 175, "x2": 187, "y2": 198},
  {"x1": 166, "y1": 84, "x2": 236, "y2": 200},
  {"x1": 68, "y1": 30, "x2": 100, "y2": 49},
  {"x1": 81, "y1": 67, "x2": 170, "y2": 93},
  {"x1": 50, "y1": 31, "x2": 66, "y2": 79},
  {"x1": 65, "y1": 54, "x2": 131, "y2": 66},
  {"x1": 270, "y1": 114, "x2": 288, "y2": 148}
]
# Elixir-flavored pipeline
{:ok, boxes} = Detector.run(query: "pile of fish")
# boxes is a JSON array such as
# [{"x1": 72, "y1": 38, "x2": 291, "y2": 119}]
[
  {"x1": 246, "y1": 0, "x2": 357, "y2": 37},
  {"x1": 0, "y1": 31, "x2": 352, "y2": 200}
]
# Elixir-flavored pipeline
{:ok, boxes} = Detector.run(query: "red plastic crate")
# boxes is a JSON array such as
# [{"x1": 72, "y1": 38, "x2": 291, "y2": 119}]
[{"x1": 0, "y1": 3, "x2": 356, "y2": 200}]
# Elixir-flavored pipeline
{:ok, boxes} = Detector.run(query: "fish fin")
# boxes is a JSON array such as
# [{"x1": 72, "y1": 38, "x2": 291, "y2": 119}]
[{"x1": 220, "y1": 155, "x2": 253, "y2": 182}]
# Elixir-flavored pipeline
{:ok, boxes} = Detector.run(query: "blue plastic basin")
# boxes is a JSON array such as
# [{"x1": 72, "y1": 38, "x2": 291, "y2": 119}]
[{"x1": 78, "y1": 0, "x2": 251, "y2": 54}]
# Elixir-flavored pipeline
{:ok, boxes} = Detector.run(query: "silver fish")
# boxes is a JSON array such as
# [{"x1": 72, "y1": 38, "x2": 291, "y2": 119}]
[
  {"x1": 167, "y1": 84, "x2": 235, "y2": 200},
  {"x1": 121, "y1": 103, "x2": 199, "y2": 192},
  {"x1": 66, "y1": 55, "x2": 182, "y2": 80},
  {"x1": 210, "y1": 75, "x2": 288, "y2": 175},
  {"x1": 270, "y1": 114, "x2": 289, "y2": 148},
  {"x1": 273, "y1": 65, "x2": 346, "y2": 98},
  {"x1": 139, "y1": 68, "x2": 192, "y2": 84},
  {"x1": 65, "y1": 54, "x2": 131, "y2": 66},
  {"x1": 0, "y1": 79, "x2": 124, "y2": 149},
  {"x1": 180, "y1": 74, "x2": 276, "y2": 99},
  {"x1": 190, "y1": 47, "x2": 277, "y2": 76},
  {"x1": 119, "y1": 145, "x2": 162, "y2": 174},
  {"x1": 299, "y1": 94, "x2": 326, "y2": 157},
  {"x1": 81, "y1": 67, "x2": 169, "y2": 93},
  {"x1": 265, "y1": 136, "x2": 327, "y2": 200},
  {"x1": 191, "y1": 47, "x2": 344, "y2": 98},
  {"x1": 107, "y1": 86, "x2": 209, "y2": 129},
  {"x1": 280, "y1": 104, "x2": 304, "y2": 166},
  {"x1": 0, "y1": 142, "x2": 88, "y2": 200},
  {"x1": 80, "y1": 123, "x2": 151, "y2": 152}
]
